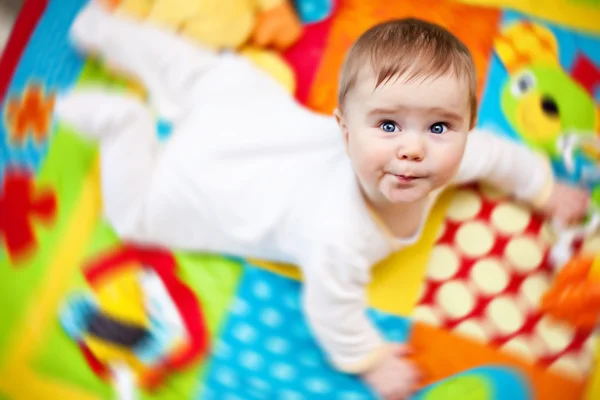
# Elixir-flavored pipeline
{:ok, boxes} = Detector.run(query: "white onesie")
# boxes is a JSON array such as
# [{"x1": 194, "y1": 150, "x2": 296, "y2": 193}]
[{"x1": 56, "y1": 3, "x2": 554, "y2": 374}]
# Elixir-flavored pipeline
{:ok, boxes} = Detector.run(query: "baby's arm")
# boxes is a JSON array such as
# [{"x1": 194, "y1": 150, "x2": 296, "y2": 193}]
[
  {"x1": 455, "y1": 129, "x2": 589, "y2": 224},
  {"x1": 302, "y1": 247, "x2": 419, "y2": 398},
  {"x1": 303, "y1": 248, "x2": 385, "y2": 372},
  {"x1": 454, "y1": 129, "x2": 554, "y2": 206}
]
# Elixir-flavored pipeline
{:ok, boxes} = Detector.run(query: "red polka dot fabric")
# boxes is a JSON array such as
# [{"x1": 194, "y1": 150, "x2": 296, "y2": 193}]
[{"x1": 415, "y1": 184, "x2": 598, "y2": 380}]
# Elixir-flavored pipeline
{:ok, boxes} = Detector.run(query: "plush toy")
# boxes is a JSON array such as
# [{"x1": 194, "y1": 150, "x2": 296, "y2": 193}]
[
  {"x1": 494, "y1": 21, "x2": 599, "y2": 166},
  {"x1": 60, "y1": 245, "x2": 209, "y2": 400},
  {"x1": 541, "y1": 253, "x2": 600, "y2": 330},
  {"x1": 114, "y1": 0, "x2": 302, "y2": 51},
  {"x1": 294, "y1": 0, "x2": 336, "y2": 24},
  {"x1": 107, "y1": 0, "x2": 304, "y2": 93},
  {"x1": 493, "y1": 18, "x2": 600, "y2": 269}
]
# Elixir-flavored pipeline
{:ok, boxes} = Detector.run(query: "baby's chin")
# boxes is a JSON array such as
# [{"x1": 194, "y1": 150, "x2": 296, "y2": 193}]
[{"x1": 382, "y1": 182, "x2": 432, "y2": 204}]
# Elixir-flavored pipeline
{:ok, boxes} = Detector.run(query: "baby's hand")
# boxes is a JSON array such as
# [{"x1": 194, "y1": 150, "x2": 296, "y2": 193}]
[
  {"x1": 361, "y1": 344, "x2": 421, "y2": 400},
  {"x1": 542, "y1": 182, "x2": 590, "y2": 227}
]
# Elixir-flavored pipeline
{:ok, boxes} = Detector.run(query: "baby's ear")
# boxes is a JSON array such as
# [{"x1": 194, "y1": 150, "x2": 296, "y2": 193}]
[{"x1": 334, "y1": 108, "x2": 350, "y2": 146}]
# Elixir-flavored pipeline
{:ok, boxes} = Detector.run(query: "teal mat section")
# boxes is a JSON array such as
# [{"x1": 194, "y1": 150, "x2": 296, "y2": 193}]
[{"x1": 0, "y1": 0, "x2": 88, "y2": 181}]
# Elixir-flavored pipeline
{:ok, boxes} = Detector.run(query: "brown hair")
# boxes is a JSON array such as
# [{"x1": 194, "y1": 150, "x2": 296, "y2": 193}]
[{"x1": 338, "y1": 18, "x2": 478, "y2": 128}]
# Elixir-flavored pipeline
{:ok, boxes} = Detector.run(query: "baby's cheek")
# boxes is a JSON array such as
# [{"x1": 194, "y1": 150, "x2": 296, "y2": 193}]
[
  {"x1": 353, "y1": 142, "x2": 387, "y2": 179},
  {"x1": 433, "y1": 149, "x2": 464, "y2": 184}
]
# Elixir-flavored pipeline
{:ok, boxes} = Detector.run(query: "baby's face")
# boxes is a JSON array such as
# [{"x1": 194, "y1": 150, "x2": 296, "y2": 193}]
[{"x1": 337, "y1": 68, "x2": 471, "y2": 206}]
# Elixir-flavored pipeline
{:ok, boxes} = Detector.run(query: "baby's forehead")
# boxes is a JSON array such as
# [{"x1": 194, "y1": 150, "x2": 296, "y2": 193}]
[{"x1": 350, "y1": 66, "x2": 470, "y2": 109}]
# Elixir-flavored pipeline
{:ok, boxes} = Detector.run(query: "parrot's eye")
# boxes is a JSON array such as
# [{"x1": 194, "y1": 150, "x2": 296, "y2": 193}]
[{"x1": 511, "y1": 70, "x2": 536, "y2": 97}]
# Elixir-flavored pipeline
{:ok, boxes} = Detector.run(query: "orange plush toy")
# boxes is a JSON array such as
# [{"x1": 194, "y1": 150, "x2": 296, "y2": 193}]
[
  {"x1": 111, "y1": 0, "x2": 302, "y2": 52},
  {"x1": 102, "y1": 0, "x2": 302, "y2": 93},
  {"x1": 541, "y1": 254, "x2": 600, "y2": 330}
]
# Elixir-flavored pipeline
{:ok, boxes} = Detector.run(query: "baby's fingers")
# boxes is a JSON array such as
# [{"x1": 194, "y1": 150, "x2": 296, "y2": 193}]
[{"x1": 389, "y1": 343, "x2": 413, "y2": 357}]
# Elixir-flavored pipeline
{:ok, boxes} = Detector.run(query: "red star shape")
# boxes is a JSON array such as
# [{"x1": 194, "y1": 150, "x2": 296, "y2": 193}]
[{"x1": 0, "y1": 168, "x2": 57, "y2": 264}]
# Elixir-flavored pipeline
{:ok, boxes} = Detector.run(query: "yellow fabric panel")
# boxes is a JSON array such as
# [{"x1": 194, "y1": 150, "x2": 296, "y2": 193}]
[
  {"x1": 454, "y1": 0, "x2": 600, "y2": 34},
  {"x1": 241, "y1": 48, "x2": 296, "y2": 94},
  {"x1": 84, "y1": 336, "x2": 147, "y2": 373},
  {"x1": 585, "y1": 339, "x2": 600, "y2": 400},
  {"x1": 95, "y1": 262, "x2": 148, "y2": 327},
  {"x1": 251, "y1": 189, "x2": 454, "y2": 317},
  {"x1": 0, "y1": 159, "x2": 103, "y2": 400}
]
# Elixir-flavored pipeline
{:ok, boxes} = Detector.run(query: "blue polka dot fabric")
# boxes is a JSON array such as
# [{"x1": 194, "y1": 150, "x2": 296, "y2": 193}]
[{"x1": 199, "y1": 264, "x2": 412, "y2": 400}]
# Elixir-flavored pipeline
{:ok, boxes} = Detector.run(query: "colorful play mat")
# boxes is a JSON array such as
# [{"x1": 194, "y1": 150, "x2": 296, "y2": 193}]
[{"x1": 1, "y1": 0, "x2": 599, "y2": 399}]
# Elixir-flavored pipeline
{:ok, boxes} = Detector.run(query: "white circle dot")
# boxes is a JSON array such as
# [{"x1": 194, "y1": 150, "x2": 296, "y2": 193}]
[
  {"x1": 248, "y1": 377, "x2": 270, "y2": 391},
  {"x1": 215, "y1": 367, "x2": 238, "y2": 387},
  {"x1": 471, "y1": 258, "x2": 509, "y2": 295},
  {"x1": 280, "y1": 390, "x2": 303, "y2": 400},
  {"x1": 491, "y1": 203, "x2": 531, "y2": 234},
  {"x1": 456, "y1": 221, "x2": 495, "y2": 258},
  {"x1": 549, "y1": 355, "x2": 584, "y2": 379},
  {"x1": 231, "y1": 298, "x2": 249, "y2": 316},
  {"x1": 505, "y1": 236, "x2": 544, "y2": 272},
  {"x1": 413, "y1": 305, "x2": 441, "y2": 326},
  {"x1": 487, "y1": 296, "x2": 525, "y2": 336},
  {"x1": 238, "y1": 350, "x2": 264, "y2": 369},
  {"x1": 338, "y1": 392, "x2": 368, "y2": 400},
  {"x1": 427, "y1": 245, "x2": 460, "y2": 281},
  {"x1": 253, "y1": 281, "x2": 272, "y2": 299},
  {"x1": 536, "y1": 317, "x2": 575, "y2": 354},
  {"x1": 447, "y1": 190, "x2": 482, "y2": 221},
  {"x1": 270, "y1": 362, "x2": 297, "y2": 381},
  {"x1": 265, "y1": 336, "x2": 290, "y2": 355},
  {"x1": 502, "y1": 337, "x2": 535, "y2": 361},
  {"x1": 260, "y1": 308, "x2": 283, "y2": 327},
  {"x1": 304, "y1": 377, "x2": 331, "y2": 394},
  {"x1": 437, "y1": 281, "x2": 475, "y2": 319},
  {"x1": 520, "y1": 273, "x2": 551, "y2": 308},
  {"x1": 233, "y1": 323, "x2": 257, "y2": 343},
  {"x1": 223, "y1": 394, "x2": 243, "y2": 400},
  {"x1": 454, "y1": 320, "x2": 489, "y2": 342}
]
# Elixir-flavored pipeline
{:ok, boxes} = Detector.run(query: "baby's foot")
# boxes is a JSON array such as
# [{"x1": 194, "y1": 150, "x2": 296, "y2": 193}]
[
  {"x1": 68, "y1": 1, "x2": 180, "y2": 123},
  {"x1": 55, "y1": 89, "x2": 149, "y2": 141},
  {"x1": 69, "y1": 1, "x2": 114, "y2": 55}
]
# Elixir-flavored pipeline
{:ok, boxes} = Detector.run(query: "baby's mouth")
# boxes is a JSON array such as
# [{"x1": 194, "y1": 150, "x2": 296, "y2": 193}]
[{"x1": 393, "y1": 174, "x2": 421, "y2": 183}]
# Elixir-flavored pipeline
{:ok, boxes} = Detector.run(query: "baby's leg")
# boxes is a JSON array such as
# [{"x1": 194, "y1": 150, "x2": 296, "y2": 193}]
[
  {"x1": 70, "y1": 1, "x2": 220, "y2": 120},
  {"x1": 55, "y1": 90, "x2": 158, "y2": 241}
]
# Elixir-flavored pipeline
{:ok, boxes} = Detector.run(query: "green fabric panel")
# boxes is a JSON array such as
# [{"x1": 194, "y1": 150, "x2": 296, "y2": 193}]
[
  {"x1": 31, "y1": 221, "x2": 118, "y2": 398},
  {"x1": 32, "y1": 244, "x2": 243, "y2": 398},
  {"x1": 4, "y1": 57, "x2": 244, "y2": 398},
  {"x1": 0, "y1": 127, "x2": 96, "y2": 362}
]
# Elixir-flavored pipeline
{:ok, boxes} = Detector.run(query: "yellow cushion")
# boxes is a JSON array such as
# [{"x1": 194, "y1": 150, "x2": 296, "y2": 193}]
[{"x1": 241, "y1": 47, "x2": 296, "y2": 95}]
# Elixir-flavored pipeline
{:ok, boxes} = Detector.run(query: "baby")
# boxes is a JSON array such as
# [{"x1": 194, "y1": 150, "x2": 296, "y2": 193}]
[{"x1": 57, "y1": 2, "x2": 589, "y2": 399}]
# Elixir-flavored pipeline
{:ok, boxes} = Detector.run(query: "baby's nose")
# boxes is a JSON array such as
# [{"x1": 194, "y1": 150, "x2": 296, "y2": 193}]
[
  {"x1": 400, "y1": 152, "x2": 423, "y2": 161},
  {"x1": 398, "y1": 135, "x2": 425, "y2": 161}
]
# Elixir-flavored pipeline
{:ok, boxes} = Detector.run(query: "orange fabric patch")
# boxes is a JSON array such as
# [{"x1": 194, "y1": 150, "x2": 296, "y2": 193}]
[
  {"x1": 306, "y1": 0, "x2": 501, "y2": 115},
  {"x1": 409, "y1": 322, "x2": 586, "y2": 400},
  {"x1": 5, "y1": 83, "x2": 55, "y2": 145}
]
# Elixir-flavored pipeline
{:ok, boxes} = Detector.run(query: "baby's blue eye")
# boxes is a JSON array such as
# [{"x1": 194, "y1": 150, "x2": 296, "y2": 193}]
[
  {"x1": 380, "y1": 121, "x2": 397, "y2": 133},
  {"x1": 430, "y1": 123, "x2": 448, "y2": 134}
]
